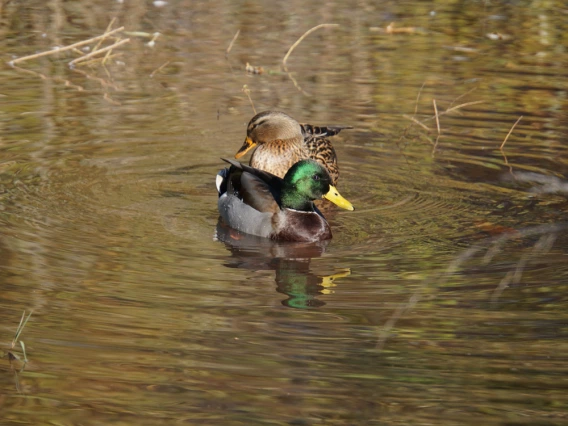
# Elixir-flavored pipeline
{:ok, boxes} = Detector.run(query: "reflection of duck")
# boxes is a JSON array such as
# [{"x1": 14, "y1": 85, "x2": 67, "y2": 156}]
[
  {"x1": 275, "y1": 261, "x2": 351, "y2": 308},
  {"x1": 215, "y1": 222, "x2": 350, "y2": 308},
  {"x1": 235, "y1": 111, "x2": 352, "y2": 186},
  {"x1": 216, "y1": 158, "x2": 353, "y2": 242}
]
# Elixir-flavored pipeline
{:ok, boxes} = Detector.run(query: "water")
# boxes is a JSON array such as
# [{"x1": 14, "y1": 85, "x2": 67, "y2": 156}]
[{"x1": 1, "y1": 1, "x2": 567, "y2": 425}]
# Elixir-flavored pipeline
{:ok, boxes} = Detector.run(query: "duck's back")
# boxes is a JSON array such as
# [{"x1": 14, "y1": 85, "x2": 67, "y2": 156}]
[{"x1": 301, "y1": 124, "x2": 352, "y2": 186}]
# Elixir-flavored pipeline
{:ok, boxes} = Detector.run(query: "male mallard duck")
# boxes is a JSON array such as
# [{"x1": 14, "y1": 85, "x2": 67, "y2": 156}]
[
  {"x1": 235, "y1": 111, "x2": 352, "y2": 186},
  {"x1": 216, "y1": 158, "x2": 354, "y2": 242}
]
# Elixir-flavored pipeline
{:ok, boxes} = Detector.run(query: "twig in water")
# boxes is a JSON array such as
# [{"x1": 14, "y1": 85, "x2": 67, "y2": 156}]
[
  {"x1": 70, "y1": 67, "x2": 119, "y2": 90},
  {"x1": 8, "y1": 26, "x2": 125, "y2": 65},
  {"x1": 286, "y1": 72, "x2": 311, "y2": 96},
  {"x1": 377, "y1": 222, "x2": 567, "y2": 350},
  {"x1": 282, "y1": 23, "x2": 339, "y2": 96},
  {"x1": 282, "y1": 23, "x2": 339, "y2": 67},
  {"x1": 146, "y1": 32, "x2": 161, "y2": 48},
  {"x1": 101, "y1": 48, "x2": 114, "y2": 67},
  {"x1": 500, "y1": 148, "x2": 514, "y2": 177},
  {"x1": 444, "y1": 100, "x2": 484, "y2": 115},
  {"x1": 413, "y1": 82, "x2": 426, "y2": 117},
  {"x1": 226, "y1": 29, "x2": 240, "y2": 58},
  {"x1": 500, "y1": 115, "x2": 523, "y2": 150},
  {"x1": 69, "y1": 38, "x2": 130, "y2": 66},
  {"x1": 376, "y1": 292, "x2": 422, "y2": 350},
  {"x1": 402, "y1": 114, "x2": 432, "y2": 132},
  {"x1": 242, "y1": 85, "x2": 256, "y2": 114},
  {"x1": 448, "y1": 86, "x2": 478, "y2": 110},
  {"x1": 12, "y1": 311, "x2": 33, "y2": 349},
  {"x1": 93, "y1": 18, "x2": 119, "y2": 53},
  {"x1": 11, "y1": 64, "x2": 48, "y2": 80},
  {"x1": 432, "y1": 99, "x2": 441, "y2": 135},
  {"x1": 71, "y1": 51, "x2": 122, "y2": 68},
  {"x1": 396, "y1": 82, "x2": 426, "y2": 148},
  {"x1": 103, "y1": 92, "x2": 121, "y2": 106},
  {"x1": 19, "y1": 341, "x2": 28, "y2": 364},
  {"x1": 150, "y1": 61, "x2": 170, "y2": 78},
  {"x1": 432, "y1": 99, "x2": 440, "y2": 154},
  {"x1": 491, "y1": 233, "x2": 556, "y2": 303}
]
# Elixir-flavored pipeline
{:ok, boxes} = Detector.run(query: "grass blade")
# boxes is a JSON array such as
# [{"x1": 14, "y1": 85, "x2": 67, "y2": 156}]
[
  {"x1": 13, "y1": 311, "x2": 32, "y2": 347},
  {"x1": 19, "y1": 341, "x2": 28, "y2": 364}
]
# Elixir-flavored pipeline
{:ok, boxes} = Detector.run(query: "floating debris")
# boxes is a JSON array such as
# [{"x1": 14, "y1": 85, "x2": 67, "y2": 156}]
[
  {"x1": 486, "y1": 32, "x2": 512, "y2": 41},
  {"x1": 370, "y1": 22, "x2": 426, "y2": 35},
  {"x1": 245, "y1": 62, "x2": 264, "y2": 74}
]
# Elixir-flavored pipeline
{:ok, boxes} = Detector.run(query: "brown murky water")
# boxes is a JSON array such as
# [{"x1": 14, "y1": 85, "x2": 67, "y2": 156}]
[{"x1": 1, "y1": 1, "x2": 567, "y2": 425}]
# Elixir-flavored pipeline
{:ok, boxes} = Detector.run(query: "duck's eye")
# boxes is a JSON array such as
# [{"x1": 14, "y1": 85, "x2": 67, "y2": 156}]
[{"x1": 312, "y1": 174, "x2": 320, "y2": 181}]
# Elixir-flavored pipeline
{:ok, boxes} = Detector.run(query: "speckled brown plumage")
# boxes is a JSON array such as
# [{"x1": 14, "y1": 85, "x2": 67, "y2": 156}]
[{"x1": 234, "y1": 111, "x2": 351, "y2": 186}]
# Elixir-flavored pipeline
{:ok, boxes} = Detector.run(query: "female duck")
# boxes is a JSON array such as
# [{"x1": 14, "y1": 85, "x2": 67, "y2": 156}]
[
  {"x1": 234, "y1": 111, "x2": 351, "y2": 186},
  {"x1": 217, "y1": 158, "x2": 353, "y2": 242}
]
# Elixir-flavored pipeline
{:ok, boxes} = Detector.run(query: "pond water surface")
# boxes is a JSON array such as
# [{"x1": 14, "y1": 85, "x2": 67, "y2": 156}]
[{"x1": 1, "y1": 1, "x2": 567, "y2": 425}]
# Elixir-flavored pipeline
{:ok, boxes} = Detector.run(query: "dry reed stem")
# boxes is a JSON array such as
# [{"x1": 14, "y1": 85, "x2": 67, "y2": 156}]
[
  {"x1": 53, "y1": 76, "x2": 84, "y2": 91},
  {"x1": 424, "y1": 100, "x2": 484, "y2": 122},
  {"x1": 102, "y1": 62, "x2": 112, "y2": 79},
  {"x1": 8, "y1": 26, "x2": 125, "y2": 65},
  {"x1": 148, "y1": 32, "x2": 160, "y2": 46},
  {"x1": 408, "y1": 99, "x2": 486, "y2": 127},
  {"x1": 93, "y1": 18, "x2": 118, "y2": 53},
  {"x1": 286, "y1": 72, "x2": 311, "y2": 96},
  {"x1": 432, "y1": 134, "x2": 440, "y2": 155},
  {"x1": 444, "y1": 100, "x2": 484, "y2": 115},
  {"x1": 101, "y1": 48, "x2": 114, "y2": 66},
  {"x1": 226, "y1": 29, "x2": 240, "y2": 57},
  {"x1": 396, "y1": 82, "x2": 426, "y2": 147},
  {"x1": 402, "y1": 114, "x2": 432, "y2": 131},
  {"x1": 377, "y1": 221, "x2": 566, "y2": 350},
  {"x1": 282, "y1": 23, "x2": 339, "y2": 67},
  {"x1": 500, "y1": 149, "x2": 514, "y2": 176},
  {"x1": 69, "y1": 38, "x2": 130, "y2": 66},
  {"x1": 491, "y1": 233, "x2": 555, "y2": 302},
  {"x1": 103, "y1": 92, "x2": 121, "y2": 106},
  {"x1": 432, "y1": 99, "x2": 441, "y2": 135},
  {"x1": 282, "y1": 23, "x2": 339, "y2": 96},
  {"x1": 10, "y1": 65, "x2": 47, "y2": 80},
  {"x1": 71, "y1": 67, "x2": 119, "y2": 91},
  {"x1": 414, "y1": 82, "x2": 426, "y2": 116},
  {"x1": 13, "y1": 64, "x2": 85, "y2": 90},
  {"x1": 150, "y1": 61, "x2": 170, "y2": 78},
  {"x1": 376, "y1": 291, "x2": 422, "y2": 350},
  {"x1": 448, "y1": 86, "x2": 478, "y2": 109},
  {"x1": 431, "y1": 99, "x2": 441, "y2": 154},
  {"x1": 500, "y1": 115, "x2": 523, "y2": 150},
  {"x1": 242, "y1": 85, "x2": 256, "y2": 114},
  {"x1": 73, "y1": 52, "x2": 123, "y2": 68}
]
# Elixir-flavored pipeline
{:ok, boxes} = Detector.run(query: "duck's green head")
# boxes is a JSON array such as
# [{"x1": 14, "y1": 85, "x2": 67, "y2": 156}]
[{"x1": 281, "y1": 160, "x2": 354, "y2": 211}]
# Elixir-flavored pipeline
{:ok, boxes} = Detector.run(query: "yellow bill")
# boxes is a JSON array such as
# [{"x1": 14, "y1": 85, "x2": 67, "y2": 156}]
[
  {"x1": 323, "y1": 185, "x2": 354, "y2": 211},
  {"x1": 235, "y1": 136, "x2": 257, "y2": 159}
]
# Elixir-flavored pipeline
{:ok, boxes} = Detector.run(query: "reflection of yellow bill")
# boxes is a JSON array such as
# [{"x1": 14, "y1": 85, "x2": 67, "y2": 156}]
[
  {"x1": 320, "y1": 268, "x2": 352, "y2": 293},
  {"x1": 235, "y1": 136, "x2": 257, "y2": 159},
  {"x1": 323, "y1": 185, "x2": 354, "y2": 211}
]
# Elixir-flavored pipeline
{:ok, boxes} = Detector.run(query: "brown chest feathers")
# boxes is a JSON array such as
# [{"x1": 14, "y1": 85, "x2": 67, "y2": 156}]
[{"x1": 250, "y1": 139, "x2": 308, "y2": 178}]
